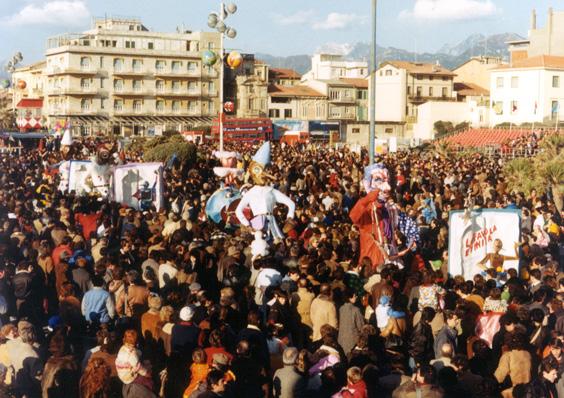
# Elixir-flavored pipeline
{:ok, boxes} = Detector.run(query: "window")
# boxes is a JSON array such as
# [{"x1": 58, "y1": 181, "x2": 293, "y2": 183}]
[
  {"x1": 207, "y1": 42, "x2": 215, "y2": 50},
  {"x1": 113, "y1": 58, "x2": 124, "y2": 72},
  {"x1": 80, "y1": 99, "x2": 90, "y2": 111},
  {"x1": 385, "y1": 128, "x2": 393, "y2": 134},
  {"x1": 156, "y1": 80, "x2": 165, "y2": 92},
  {"x1": 125, "y1": 41, "x2": 135, "y2": 49},
  {"x1": 407, "y1": 86, "x2": 411, "y2": 95},
  {"x1": 188, "y1": 101, "x2": 197, "y2": 112},
  {"x1": 552, "y1": 100, "x2": 559, "y2": 120},
  {"x1": 133, "y1": 80, "x2": 142, "y2": 92},
  {"x1": 209, "y1": 81, "x2": 215, "y2": 92},
  {"x1": 357, "y1": 90, "x2": 367, "y2": 100},
  {"x1": 209, "y1": 101, "x2": 215, "y2": 113},
  {"x1": 416, "y1": 86, "x2": 422, "y2": 97},
  {"x1": 172, "y1": 81, "x2": 181, "y2": 93},
  {"x1": 496, "y1": 77, "x2": 504, "y2": 88},
  {"x1": 172, "y1": 61, "x2": 181, "y2": 72},
  {"x1": 156, "y1": 100, "x2": 164, "y2": 112},
  {"x1": 248, "y1": 98, "x2": 253, "y2": 110},
  {"x1": 101, "y1": 98, "x2": 107, "y2": 109},
  {"x1": 269, "y1": 109, "x2": 280, "y2": 118},
  {"x1": 132, "y1": 59, "x2": 143, "y2": 72},
  {"x1": 352, "y1": 128, "x2": 360, "y2": 134},
  {"x1": 188, "y1": 81, "x2": 197, "y2": 93},
  {"x1": 553, "y1": 76, "x2": 560, "y2": 88},
  {"x1": 429, "y1": 87, "x2": 433, "y2": 96},
  {"x1": 511, "y1": 76, "x2": 519, "y2": 88},
  {"x1": 385, "y1": 69, "x2": 392, "y2": 76},
  {"x1": 133, "y1": 100, "x2": 142, "y2": 112},
  {"x1": 442, "y1": 87, "x2": 447, "y2": 97},
  {"x1": 493, "y1": 101, "x2": 503, "y2": 115},
  {"x1": 80, "y1": 78, "x2": 90, "y2": 90},
  {"x1": 80, "y1": 57, "x2": 90, "y2": 70},
  {"x1": 156, "y1": 60, "x2": 166, "y2": 72},
  {"x1": 429, "y1": 76, "x2": 434, "y2": 81},
  {"x1": 99, "y1": 57, "x2": 104, "y2": 68},
  {"x1": 284, "y1": 109, "x2": 292, "y2": 118},
  {"x1": 114, "y1": 100, "x2": 123, "y2": 111},
  {"x1": 148, "y1": 42, "x2": 154, "y2": 50},
  {"x1": 113, "y1": 79, "x2": 123, "y2": 91},
  {"x1": 187, "y1": 62, "x2": 197, "y2": 73},
  {"x1": 329, "y1": 90, "x2": 339, "y2": 100},
  {"x1": 172, "y1": 100, "x2": 180, "y2": 112}
]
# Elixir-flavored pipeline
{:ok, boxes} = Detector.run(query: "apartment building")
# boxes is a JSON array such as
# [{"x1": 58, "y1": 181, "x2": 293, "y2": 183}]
[
  {"x1": 302, "y1": 53, "x2": 368, "y2": 81},
  {"x1": 453, "y1": 56, "x2": 503, "y2": 91},
  {"x1": 43, "y1": 17, "x2": 221, "y2": 135},
  {"x1": 268, "y1": 84, "x2": 327, "y2": 121},
  {"x1": 374, "y1": 61, "x2": 456, "y2": 137},
  {"x1": 225, "y1": 54, "x2": 269, "y2": 118},
  {"x1": 489, "y1": 55, "x2": 564, "y2": 125}
]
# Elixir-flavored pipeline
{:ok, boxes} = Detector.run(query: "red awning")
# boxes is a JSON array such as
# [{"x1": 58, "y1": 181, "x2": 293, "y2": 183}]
[{"x1": 16, "y1": 99, "x2": 43, "y2": 109}]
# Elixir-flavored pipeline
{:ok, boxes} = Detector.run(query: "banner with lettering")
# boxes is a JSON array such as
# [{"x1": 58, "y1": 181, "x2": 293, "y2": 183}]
[{"x1": 448, "y1": 209, "x2": 520, "y2": 281}]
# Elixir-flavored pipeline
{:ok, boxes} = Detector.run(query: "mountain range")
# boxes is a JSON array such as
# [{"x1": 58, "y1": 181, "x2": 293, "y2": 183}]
[{"x1": 256, "y1": 32, "x2": 522, "y2": 75}]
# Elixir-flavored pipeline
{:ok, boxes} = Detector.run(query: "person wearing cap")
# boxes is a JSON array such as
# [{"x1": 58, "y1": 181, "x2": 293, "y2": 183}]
[
  {"x1": 272, "y1": 347, "x2": 307, "y2": 398},
  {"x1": 171, "y1": 305, "x2": 201, "y2": 362}
]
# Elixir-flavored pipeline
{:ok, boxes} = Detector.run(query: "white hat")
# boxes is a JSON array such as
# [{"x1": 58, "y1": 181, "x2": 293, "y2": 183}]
[
  {"x1": 179, "y1": 306, "x2": 194, "y2": 322},
  {"x1": 61, "y1": 129, "x2": 72, "y2": 146}
]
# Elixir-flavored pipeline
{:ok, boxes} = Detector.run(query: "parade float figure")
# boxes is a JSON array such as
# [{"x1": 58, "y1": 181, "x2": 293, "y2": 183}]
[
  {"x1": 57, "y1": 129, "x2": 74, "y2": 193},
  {"x1": 84, "y1": 142, "x2": 115, "y2": 197},
  {"x1": 235, "y1": 142, "x2": 295, "y2": 244},
  {"x1": 205, "y1": 151, "x2": 244, "y2": 224},
  {"x1": 350, "y1": 163, "x2": 397, "y2": 273}
]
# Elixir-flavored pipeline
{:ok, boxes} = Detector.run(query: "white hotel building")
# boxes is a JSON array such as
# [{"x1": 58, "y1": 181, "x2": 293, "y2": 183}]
[{"x1": 489, "y1": 56, "x2": 564, "y2": 126}]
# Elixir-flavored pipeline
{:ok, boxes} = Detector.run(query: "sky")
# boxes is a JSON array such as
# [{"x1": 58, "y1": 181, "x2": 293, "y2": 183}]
[{"x1": 0, "y1": 0, "x2": 561, "y2": 67}]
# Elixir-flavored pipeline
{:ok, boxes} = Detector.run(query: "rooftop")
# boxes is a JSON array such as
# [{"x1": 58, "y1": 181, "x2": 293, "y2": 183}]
[
  {"x1": 268, "y1": 84, "x2": 325, "y2": 98},
  {"x1": 268, "y1": 68, "x2": 301, "y2": 80},
  {"x1": 454, "y1": 82, "x2": 489, "y2": 97},
  {"x1": 382, "y1": 61, "x2": 456, "y2": 76},
  {"x1": 340, "y1": 78, "x2": 369, "y2": 89},
  {"x1": 493, "y1": 55, "x2": 564, "y2": 70}
]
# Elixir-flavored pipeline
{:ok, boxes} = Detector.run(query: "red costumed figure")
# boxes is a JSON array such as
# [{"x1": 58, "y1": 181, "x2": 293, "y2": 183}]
[{"x1": 350, "y1": 164, "x2": 395, "y2": 275}]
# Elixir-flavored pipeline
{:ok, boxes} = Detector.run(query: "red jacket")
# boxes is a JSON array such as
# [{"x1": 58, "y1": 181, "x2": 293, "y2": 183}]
[{"x1": 338, "y1": 380, "x2": 368, "y2": 398}]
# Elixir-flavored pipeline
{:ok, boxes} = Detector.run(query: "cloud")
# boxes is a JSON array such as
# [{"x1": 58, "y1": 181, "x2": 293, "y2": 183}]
[
  {"x1": 316, "y1": 42, "x2": 354, "y2": 56},
  {"x1": 4, "y1": 1, "x2": 91, "y2": 27},
  {"x1": 275, "y1": 10, "x2": 315, "y2": 26},
  {"x1": 313, "y1": 13, "x2": 367, "y2": 30},
  {"x1": 400, "y1": 0, "x2": 498, "y2": 21}
]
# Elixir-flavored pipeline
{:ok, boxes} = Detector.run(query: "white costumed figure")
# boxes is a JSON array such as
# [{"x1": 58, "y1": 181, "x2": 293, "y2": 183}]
[
  {"x1": 235, "y1": 142, "x2": 295, "y2": 242},
  {"x1": 84, "y1": 143, "x2": 115, "y2": 197},
  {"x1": 57, "y1": 129, "x2": 73, "y2": 193}
]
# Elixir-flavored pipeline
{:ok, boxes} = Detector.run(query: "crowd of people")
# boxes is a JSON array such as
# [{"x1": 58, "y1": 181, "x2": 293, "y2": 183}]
[{"x1": 0, "y1": 131, "x2": 561, "y2": 398}]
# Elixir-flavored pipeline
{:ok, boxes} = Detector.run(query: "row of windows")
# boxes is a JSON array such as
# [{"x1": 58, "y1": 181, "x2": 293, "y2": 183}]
[
  {"x1": 496, "y1": 75, "x2": 560, "y2": 89},
  {"x1": 49, "y1": 77, "x2": 214, "y2": 92},
  {"x1": 79, "y1": 99, "x2": 214, "y2": 112},
  {"x1": 492, "y1": 100, "x2": 560, "y2": 116},
  {"x1": 379, "y1": 69, "x2": 450, "y2": 81},
  {"x1": 80, "y1": 56, "x2": 202, "y2": 73},
  {"x1": 407, "y1": 86, "x2": 448, "y2": 97},
  {"x1": 85, "y1": 38, "x2": 209, "y2": 52}
]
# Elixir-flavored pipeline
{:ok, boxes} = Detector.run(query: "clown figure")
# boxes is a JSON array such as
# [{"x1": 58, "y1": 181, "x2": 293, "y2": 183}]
[{"x1": 235, "y1": 142, "x2": 295, "y2": 242}]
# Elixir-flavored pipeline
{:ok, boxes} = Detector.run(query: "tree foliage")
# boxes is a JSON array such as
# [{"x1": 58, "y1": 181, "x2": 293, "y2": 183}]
[
  {"x1": 504, "y1": 133, "x2": 564, "y2": 211},
  {"x1": 142, "y1": 134, "x2": 197, "y2": 168}
]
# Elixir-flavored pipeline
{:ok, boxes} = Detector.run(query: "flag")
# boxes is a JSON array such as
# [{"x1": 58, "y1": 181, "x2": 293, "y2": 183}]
[
  {"x1": 166, "y1": 153, "x2": 177, "y2": 169},
  {"x1": 493, "y1": 102, "x2": 503, "y2": 115},
  {"x1": 552, "y1": 101, "x2": 560, "y2": 114},
  {"x1": 534, "y1": 101, "x2": 538, "y2": 114},
  {"x1": 512, "y1": 102, "x2": 518, "y2": 114}
]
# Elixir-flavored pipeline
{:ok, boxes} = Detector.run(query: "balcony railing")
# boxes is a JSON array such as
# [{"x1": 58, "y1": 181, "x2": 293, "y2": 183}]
[{"x1": 329, "y1": 96, "x2": 356, "y2": 104}]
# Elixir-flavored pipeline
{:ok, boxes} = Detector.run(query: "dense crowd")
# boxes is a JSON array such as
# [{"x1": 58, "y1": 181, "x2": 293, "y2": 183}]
[{"x1": 0, "y1": 132, "x2": 561, "y2": 398}]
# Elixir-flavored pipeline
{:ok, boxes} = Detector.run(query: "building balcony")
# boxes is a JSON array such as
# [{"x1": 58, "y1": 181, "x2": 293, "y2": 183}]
[
  {"x1": 112, "y1": 88, "x2": 155, "y2": 97},
  {"x1": 329, "y1": 96, "x2": 356, "y2": 104},
  {"x1": 48, "y1": 107, "x2": 108, "y2": 116},
  {"x1": 154, "y1": 69, "x2": 202, "y2": 79},
  {"x1": 112, "y1": 68, "x2": 150, "y2": 77},
  {"x1": 328, "y1": 113, "x2": 355, "y2": 120},
  {"x1": 408, "y1": 95, "x2": 455, "y2": 103},
  {"x1": 155, "y1": 89, "x2": 202, "y2": 98},
  {"x1": 48, "y1": 87, "x2": 107, "y2": 96},
  {"x1": 46, "y1": 67, "x2": 104, "y2": 76}
]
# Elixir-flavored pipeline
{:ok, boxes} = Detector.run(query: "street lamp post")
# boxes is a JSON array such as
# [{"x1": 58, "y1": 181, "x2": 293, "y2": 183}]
[
  {"x1": 369, "y1": 0, "x2": 377, "y2": 163},
  {"x1": 208, "y1": 2, "x2": 237, "y2": 152}
]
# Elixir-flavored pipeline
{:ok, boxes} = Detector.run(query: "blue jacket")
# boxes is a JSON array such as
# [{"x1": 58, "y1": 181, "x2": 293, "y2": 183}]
[{"x1": 82, "y1": 287, "x2": 112, "y2": 323}]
